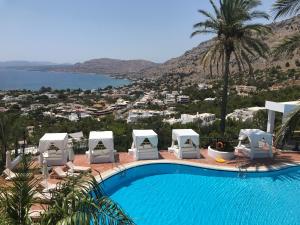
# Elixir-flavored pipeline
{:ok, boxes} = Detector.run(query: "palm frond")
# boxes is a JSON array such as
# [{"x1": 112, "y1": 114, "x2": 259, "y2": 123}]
[
  {"x1": 274, "y1": 105, "x2": 300, "y2": 148},
  {"x1": 198, "y1": 9, "x2": 218, "y2": 23},
  {"x1": 41, "y1": 173, "x2": 135, "y2": 225},
  {"x1": 210, "y1": 0, "x2": 221, "y2": 18},
  {"x1": 273, "y1": 0, "x2": 300, "y2": 19},
  {"x1": 0, "y1": 155, "x2": 39, "y2": 225},
  {"x1": 273, "y1": 33, "x2": 300, "y2": 57}
]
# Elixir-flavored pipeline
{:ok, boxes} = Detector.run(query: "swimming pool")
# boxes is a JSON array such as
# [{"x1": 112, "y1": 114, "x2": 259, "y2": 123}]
[{"x1": 102, "y1": 163, "x2": 300, "y2": 225}]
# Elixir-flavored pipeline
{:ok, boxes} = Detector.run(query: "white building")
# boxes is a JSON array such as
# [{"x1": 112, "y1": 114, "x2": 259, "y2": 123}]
[
  {"x1": 43, "y1": 111, "x2": 55, "y2": 117},
  {"x1": 226, "y1": 107, "x2": 265, "y2": 122},
  {"x1": 113, "y1": 99, "x2": 129, "y2": 109},
  {"x1": 152, "y1": 99, "x2": 164, "y2": 106},
  {"x1": 127, "y1": 110, "x2": 163, "y2": 123},
  {"x1": 164, "y1": 94, "x2": 176, "y2": 105},
  {"x1": 127, "y1": 109, "x2": 175, "y2": 123},
  {"x1": 2, "y1": 95, "x2": 15, "y2": 102},
  {"x1": 235, "y1": 85, "x2": 257, "y2": 96},
  {"x1": 133, "y1": 101, "x2": 147, "y2": 108},
  {"x1": 198, "y1": 113, "x2": 216, "y2": 125},
  {"x1": 44, "y1": 93, "x2": 58, "y2": 99},
  {"x1": 198, "y1": 83, "x2": 213, "y2": 90},
  {"x1": 172, "y1": 91, "x2": 179, "y2": 96},
  {"x1": 68, "y1": 112, "x2": 91, "y2": 121},
  {"x1": 164, "y1": 112, "x2": 216, "y2": 126},
  {"x1": 31, "y1": 104, "x2": 44, "y2": 110},
  {"x1": 16, "y1": 94, "x2": 31, "y2": 101},
  {"x1": 177, "y1": 95, "x2": 190, "y2": 104},
  {"x1": 204, "y1": 97, "x2": 216, "y2": 102}
]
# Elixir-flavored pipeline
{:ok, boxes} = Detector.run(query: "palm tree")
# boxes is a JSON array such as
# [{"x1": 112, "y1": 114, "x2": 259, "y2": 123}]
[
  {"x1": 272, "y1": 1, "x2": 300, "y2": 149},
  {"x1": 0, "y1": 113, "x2": 25, "y2": 169},
  {"x1": 0, "y1": 156, "x2": 39, "y2": 225},
  {"x1": 0, "y1": 113, "x2": 15, "y2": 169},
  {"x1": 191, "y1": 0, "x2": 270, "y2": 133},
  {"x1": 273, "y1": 1, "x2": 300, "y2": 56},
  {"x1": 41, "y1": 173, "x2": 134, "y2": 225},
  {"x1": 274, "y1": 105, "x2": 300, "y2": 148}
]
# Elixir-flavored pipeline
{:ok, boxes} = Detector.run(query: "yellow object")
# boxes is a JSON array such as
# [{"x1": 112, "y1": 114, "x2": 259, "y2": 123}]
[{"x1": 215, "y1": 158, "x2": 226, "y2": 163}]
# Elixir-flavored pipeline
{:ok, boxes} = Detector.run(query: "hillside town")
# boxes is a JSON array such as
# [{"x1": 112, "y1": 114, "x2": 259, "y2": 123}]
[{"x1": 0, "y1": 79, "x2": 285, "y2": 126}]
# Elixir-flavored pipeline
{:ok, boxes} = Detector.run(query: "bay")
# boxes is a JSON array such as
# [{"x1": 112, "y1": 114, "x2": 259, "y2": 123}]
[{"x1": 0, "y1": 68, "x2": 131, "y2": 90}]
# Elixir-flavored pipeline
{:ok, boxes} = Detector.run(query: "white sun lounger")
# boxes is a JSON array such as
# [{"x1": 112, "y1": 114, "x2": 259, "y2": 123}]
[
  {"x1": 66, "y1": 161, "x2": 91, "y2": 172},
  {"x1": 3, "y1": 168, "x2": 17, "y2": 180},
  {"x1": 40, "y1": 180, "x2": 59, "y2": 191},
  {"x1": 33, "y1": 192, "x2": 52, "y2": 201},
  {"x1": 53, "y1": 167, "x2": 78, "y2": 179},
  {"x1": 29, "y1": 209, "x2": 45, "y2": 222}
]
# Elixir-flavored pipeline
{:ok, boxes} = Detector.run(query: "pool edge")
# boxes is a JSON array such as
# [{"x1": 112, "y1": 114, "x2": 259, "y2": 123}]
[{"x1": 95, "y1": 159, "x2": 300, "y2": 183}]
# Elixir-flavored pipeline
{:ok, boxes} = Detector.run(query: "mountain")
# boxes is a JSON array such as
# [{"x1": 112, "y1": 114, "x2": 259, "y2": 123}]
[
  {"x1": 44, "y1": 15, "x2": 300, "y2": 81},
  {"x1": 139, "y1": 15, "x2": 300, "y2": 81},
  {"x1": 0, "y1": 60, "x2": 57, "y2": 68},
  {"x1": 49, "y1": 58, "x2": 158, "y2": 77}
]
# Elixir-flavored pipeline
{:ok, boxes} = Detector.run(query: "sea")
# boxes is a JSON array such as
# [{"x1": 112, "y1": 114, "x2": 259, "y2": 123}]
[{"x1": 0, "y1": 68, "x2": 131, "y2": 90}]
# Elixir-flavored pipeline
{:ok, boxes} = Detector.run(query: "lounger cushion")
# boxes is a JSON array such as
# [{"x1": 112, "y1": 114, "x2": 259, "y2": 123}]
[{"x1": 92, "y1": 149, "x2": 111, "y2": 156}]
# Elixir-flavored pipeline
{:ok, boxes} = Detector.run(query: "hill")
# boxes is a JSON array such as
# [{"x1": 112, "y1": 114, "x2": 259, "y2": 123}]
[
  {"x1": 49, "y1": 58, "x2": 158, "y2": 77},
  {"x1": 0, "y1": 60, "x2": 56, "y2": 68},
  {"x1": 139, "y1": 15, "x2": 300, "y2": 82},
  {"x1": 47, "y1": 16, "x2": 300, "y2": 82}
]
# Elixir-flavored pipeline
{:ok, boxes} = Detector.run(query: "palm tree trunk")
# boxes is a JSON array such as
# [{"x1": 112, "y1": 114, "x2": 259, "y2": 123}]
[
  {"x1": 220, "y1": 49, "x2": 231, "y2": 133},
  {"x1": 2, "y1": 145, "x2": 7, "y2": 167}
]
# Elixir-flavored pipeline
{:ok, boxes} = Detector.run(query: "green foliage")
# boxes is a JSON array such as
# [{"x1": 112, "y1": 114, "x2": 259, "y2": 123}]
[
  {"x1": 275, "y1": 106, "x2": 300, "y2": 148},
  {"x1": 0, "y1": 156, "x2": 38, "y2": 225},
  {"x1": 0, "y1": 112, "x2": 26, "y2": 170},
  {"x1": 40, "y1": 174, "x2": 134, "y2": 225},
  {"x1": 273, "y1": 0, "x2": 300, "y2": 19},
  {"x1": 273, "y1": 0, "x2": 300, "y2": 57},
  {"x1": 273, "y1": 33, "x2": 300, "y2": 57}
]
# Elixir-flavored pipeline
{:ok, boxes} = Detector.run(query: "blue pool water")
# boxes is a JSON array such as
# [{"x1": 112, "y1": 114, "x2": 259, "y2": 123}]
[{"x1": 102, "y1": 163, "x2": 300, "y2": 225}]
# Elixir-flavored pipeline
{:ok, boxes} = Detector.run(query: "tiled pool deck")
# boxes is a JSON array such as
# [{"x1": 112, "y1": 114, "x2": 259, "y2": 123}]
[
  {"x1": 1, "y1": 149, "x2": 300, "y2": 187},
  {"x1": 74, "y1": 149, "x2": 300, "y2": 178}
]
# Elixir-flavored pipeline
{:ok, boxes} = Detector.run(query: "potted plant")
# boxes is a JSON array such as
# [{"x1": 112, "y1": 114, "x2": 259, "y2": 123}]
[{"x1": 208, "y1": 140, "x2": 235, "y2": 160}]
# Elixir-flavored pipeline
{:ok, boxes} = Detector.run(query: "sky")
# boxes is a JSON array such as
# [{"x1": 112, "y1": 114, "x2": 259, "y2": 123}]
[{"x1": 0, "y1": 0, "x2": 276, "y2": 64}]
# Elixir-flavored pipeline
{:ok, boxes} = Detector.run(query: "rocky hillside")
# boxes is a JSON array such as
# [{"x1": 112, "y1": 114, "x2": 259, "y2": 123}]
[
  {"x1": 50, "y1": 58, "x2": 158, "y2": 77},
  {"x1": 48, "y1": 16, "x2": 300, "y2": 82},
  {"x1": 139, "y1": 15, "x2": 300, "y2": 82}
]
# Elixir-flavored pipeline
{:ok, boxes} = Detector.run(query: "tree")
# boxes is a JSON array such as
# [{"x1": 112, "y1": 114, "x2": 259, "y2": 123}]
[
  {"x1": 0, "y1": 156, "x2": 38, "y2": 225},
  {"x1": 273, "y1": 0, "x2": 300, "y2": 57},
  {"x1": 0, "y1": 113, "x2": 15, "y2": 169},
  {"x1": 41, "y1": 173, "x2": 134, "y2": 225},
  {"x1": 191, "y1": 0, "x2": 270, "y2": 133},
  {"x1": 274, "y1": 105, "x2": 300, "y2": 148},
  {"x1": 0, "y1": 113, "x2": 25, "y2": 169}
]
